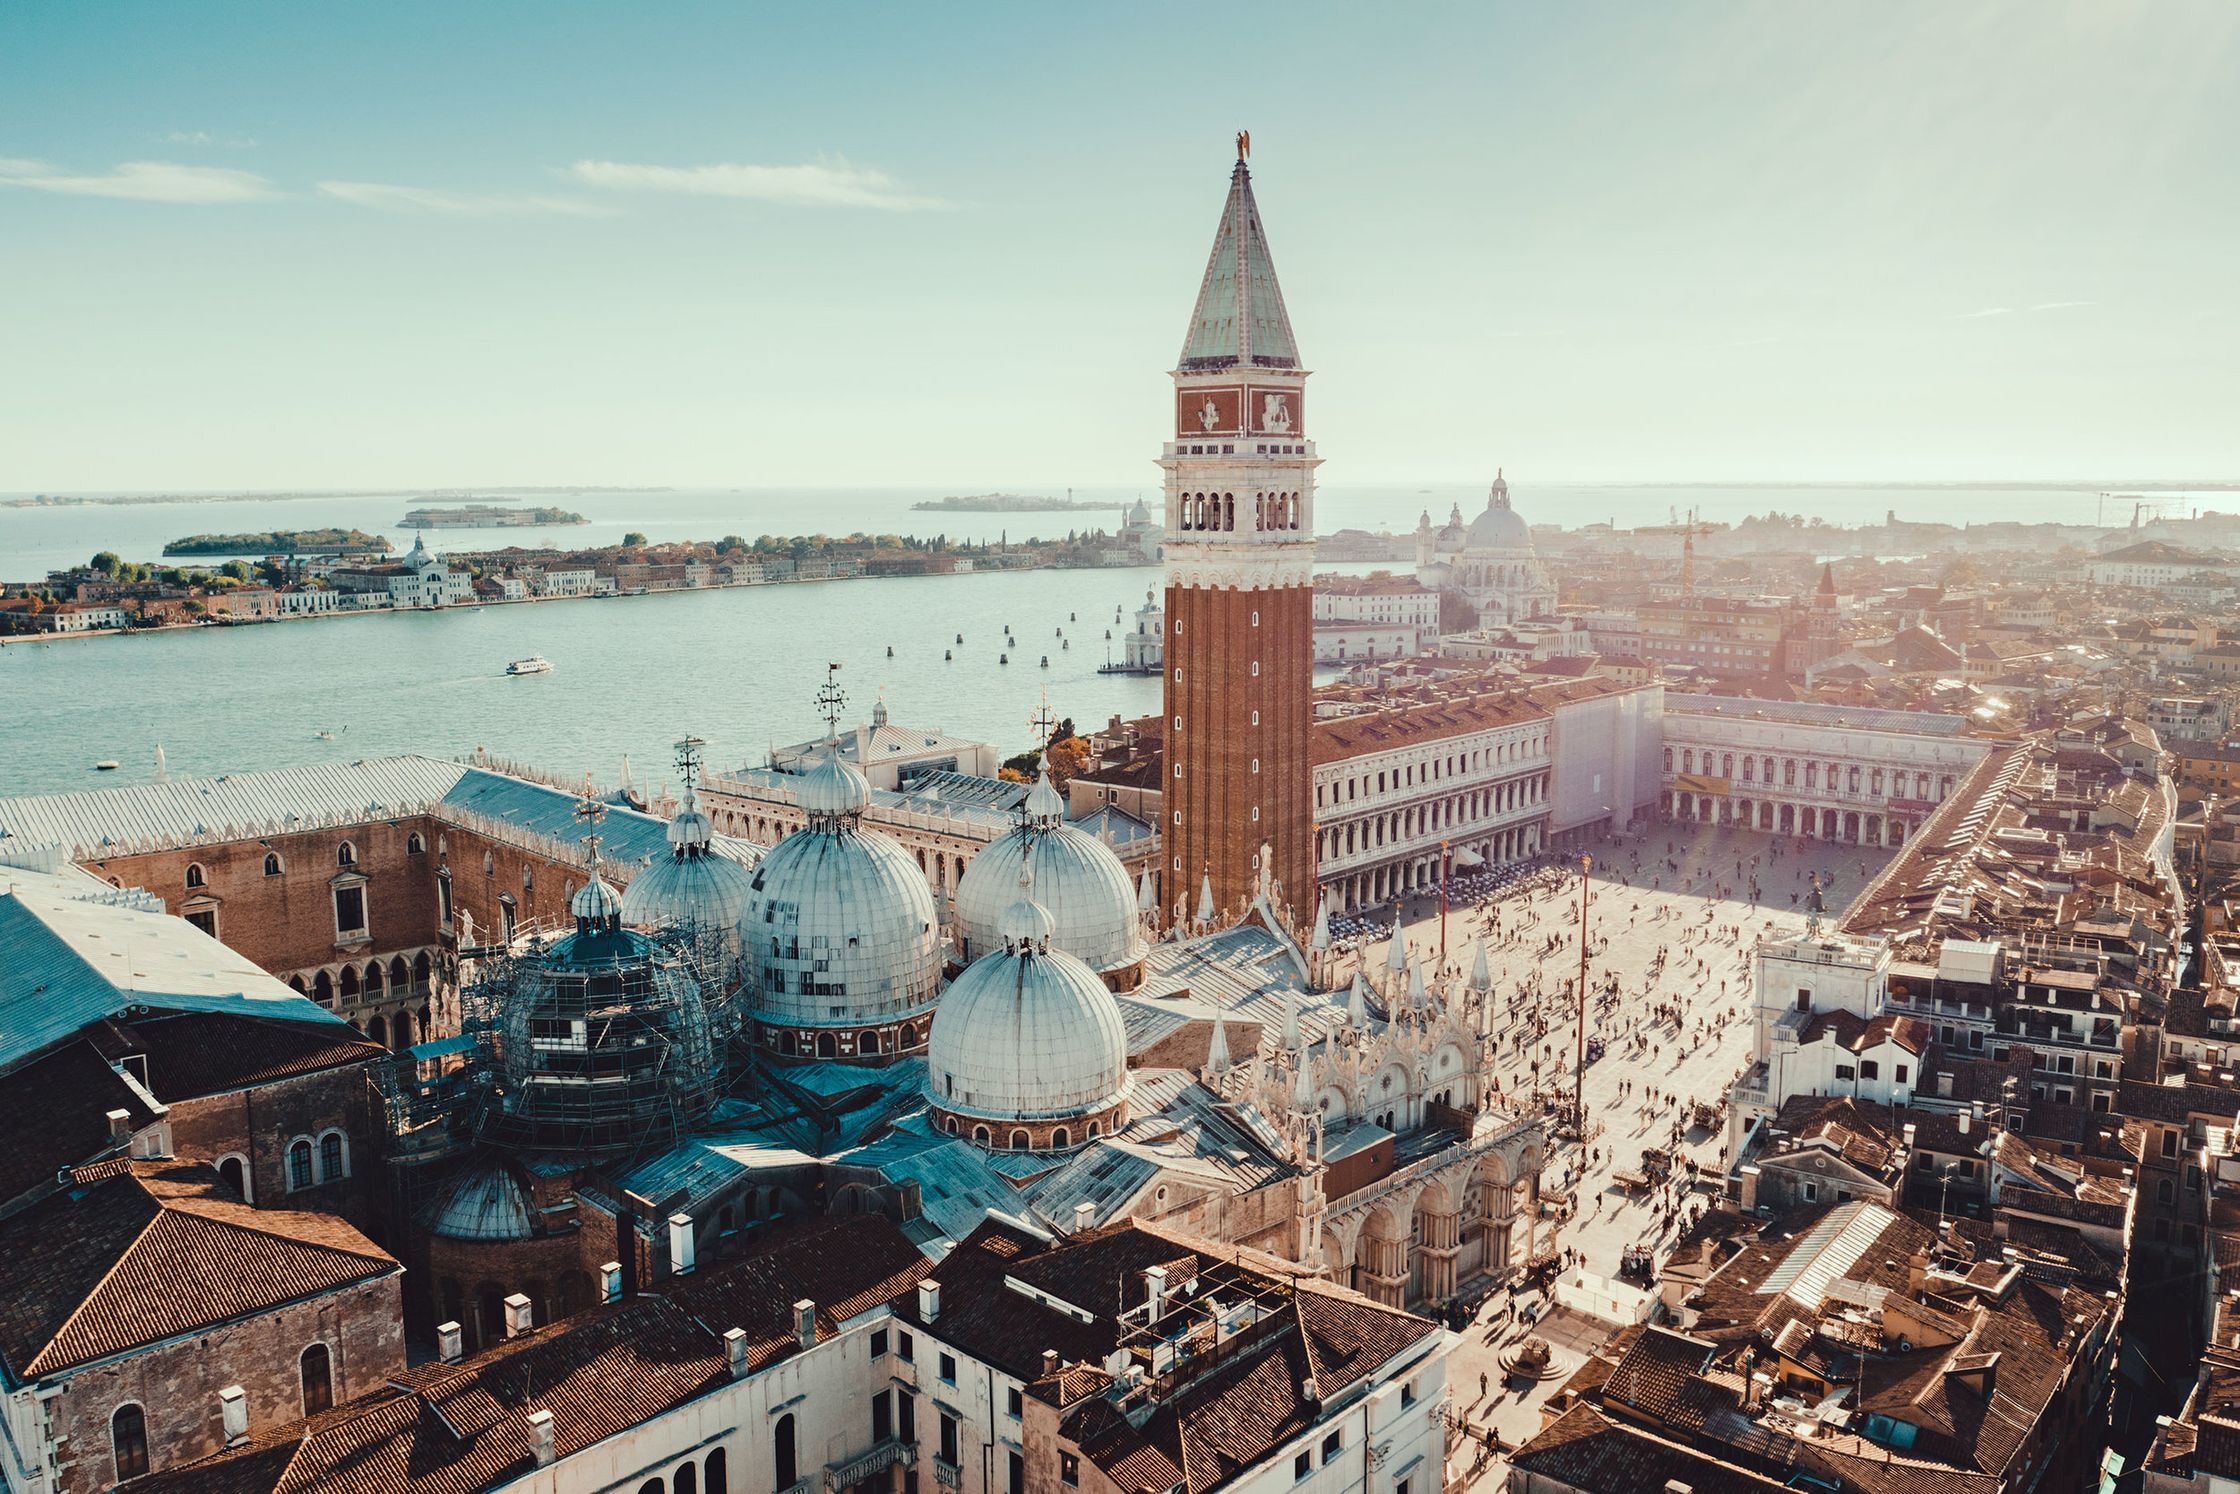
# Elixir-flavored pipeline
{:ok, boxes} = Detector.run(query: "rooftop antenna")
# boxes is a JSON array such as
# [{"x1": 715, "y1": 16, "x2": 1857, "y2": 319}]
[{"x1": 815, "y1": 662, "x2": 848, "y2": 743}]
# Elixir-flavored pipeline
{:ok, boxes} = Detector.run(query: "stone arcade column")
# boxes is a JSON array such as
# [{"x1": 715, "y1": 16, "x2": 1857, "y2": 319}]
[
  {"x1": 1362, "y1": 1231, "x2": 1410, "y2": 1308},
  {"x1": 1418, "y1": 1205, "x2": 1462, "y2": 1303}
]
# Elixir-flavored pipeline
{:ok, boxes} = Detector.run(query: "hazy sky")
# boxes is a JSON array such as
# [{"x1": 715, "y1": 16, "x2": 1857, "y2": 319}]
[{"x1": 3, "y1": 2, "x2": 2235, "y2": 491}]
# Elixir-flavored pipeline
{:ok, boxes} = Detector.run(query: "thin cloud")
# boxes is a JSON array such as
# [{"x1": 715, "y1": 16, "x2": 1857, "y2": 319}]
[
  {"x1": 159, "y1": 130, "x2": 257, "y2": 148},
  {"x1": 1955, "y1": 300, "x2": 2094, "y2": 321},
  {"x1": 567, "y1": 157, "x2": 946, "y2": 210},
  {"x1": 317, "y1": 180, "x2": 609, "y2": 217},
  {"x1": 0, "y1": 158, "x2": 276, "y2": 204}
]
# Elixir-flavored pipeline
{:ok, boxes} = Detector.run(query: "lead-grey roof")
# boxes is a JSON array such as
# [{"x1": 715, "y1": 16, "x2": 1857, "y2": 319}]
[
  {"x1": 1178, "y1": 159, "x2": 1300, "y2": 371},
  {"x1": 0, "y1": 754, "x2": 725, "y2": 872},
  {"x1": 0, "y1": 879, "x2": 350, "y2": 1069},
  {"x1": 1663, "y1": 694, "x2": 1972, "y2": 738}
]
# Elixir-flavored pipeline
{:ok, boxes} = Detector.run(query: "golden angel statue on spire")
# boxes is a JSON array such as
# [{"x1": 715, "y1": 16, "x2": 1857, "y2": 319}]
[{"x1": 1236, "y1": 129, "x2": 1251, "y2": 160}]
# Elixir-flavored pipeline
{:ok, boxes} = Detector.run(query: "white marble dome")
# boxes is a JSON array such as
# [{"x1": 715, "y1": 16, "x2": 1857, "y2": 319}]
[
  {"x1": 927, "y1": 897, "x2": 1130, "y2": 1130},
  {"x1": 1464, "y1": 474, "x2": 1532, "y2": 551},
  {"x1": 623, "y1": 789, "x2": 756, "y2": 934},
  {"x1": 742, "y1": 750, "x2": 940, "y2": 1033},
  {"x1": 952, "y1": 773, "x2": 1144, "y2": 976}
]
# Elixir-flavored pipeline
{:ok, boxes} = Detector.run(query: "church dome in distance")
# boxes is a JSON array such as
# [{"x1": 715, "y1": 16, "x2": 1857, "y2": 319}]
[
  {"x1": 1464, "y1": 471, "x2": 1531, "y2": 551},
  {"x1": 927, "y1": 895, "x2": 1131, "y2": 1148},
  {"x1": 952, "y1": 770, "x2": 1145, "y2": 983}
]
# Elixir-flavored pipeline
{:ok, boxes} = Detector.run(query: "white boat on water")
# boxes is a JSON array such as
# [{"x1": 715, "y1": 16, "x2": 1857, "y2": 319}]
[
  {"x1": 93, "y1": 760, "x2": 120, "y2": 771},
  {"x1": 507, "y1": 656, "x2": 553, "y2": 676}
]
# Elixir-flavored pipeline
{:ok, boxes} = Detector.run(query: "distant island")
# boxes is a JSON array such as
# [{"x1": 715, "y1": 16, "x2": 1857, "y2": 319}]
[
  {"x1": 163, "y1": 528, "x2": 390, "y2": 557},
  {"x1": 400, "y1": 503, "x2": 588, "y2": 528},
  {"x1": 911, "y1": 493, "x2": 1113, "y2": 513}
]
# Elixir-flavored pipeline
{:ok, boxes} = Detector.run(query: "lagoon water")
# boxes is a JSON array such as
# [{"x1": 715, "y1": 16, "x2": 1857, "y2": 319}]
[{"x1": 0, "y1": 481, "x2": 2119, "y2": 799}]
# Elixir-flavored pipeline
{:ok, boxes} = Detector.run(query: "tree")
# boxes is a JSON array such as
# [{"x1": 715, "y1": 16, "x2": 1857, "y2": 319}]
[
  {"x1": 221, "y1": 559, "x2": 252, "y2": 582},
  {"x1": 1044, "y1": 735, "x2": 1092, "y2": 788},
  {"x1": 90, "y1": 551, "x2": 120, "y2": 576},
  {"x1": 622, "y1": 531, "x2": 648, "y2": 547},
  {"x1": 715, "y1": 535, "x2": 746, "y2": 555}
]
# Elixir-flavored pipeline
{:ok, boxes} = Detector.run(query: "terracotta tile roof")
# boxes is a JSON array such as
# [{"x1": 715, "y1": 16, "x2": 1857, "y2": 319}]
[
  {"x1": 1601, "y1": 1325, "x2": 1718, "y2": 1423},
  {"x1": 0, "y1": 1038, "x2": 162, "y2": 1209},
  {"x1": 1510, "y1": 1403, "x2": 1791, "y2": 1494},
  {"x1": 2121, "y1": 1076, "x2": 2240, "y2": 1124},
  {"x1": 115, "y1": 1012, "x2": 387, "y2": 1101},
  {"x1": 130, "y1": 1300, "x2": 723, "y2": 1494},
  {"x1": 1311, "y1": 692, "x2": 1548, "y2": 766},
  {"x1": 0, "y1": 1161, "x2": 395, "y2": 1379},
  {"x1": 666, "y1": 1214, "x2": 930, "y2": 1375}
]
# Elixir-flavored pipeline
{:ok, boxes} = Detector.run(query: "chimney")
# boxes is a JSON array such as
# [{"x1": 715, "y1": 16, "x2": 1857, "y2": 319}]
[
  {"x1": 1958, "y1": 1110, "x2": 1970, "y2": 1136},
  {"x1": 600, "y1": 1261, "x2": 623, "y2": 1303},
  {"x1": 504, "y1": 1292, "x2": 533, "y2": 1339},
  {"x1": 794, "y1": 1299, "x2": 817, "y2": 1350},
  {"x1": 436, "y1": 1320, "x2": 464, "y2": 1363},
  {"x1": 669, "y1": 1213, "x2": 696, "y2": 1275},
  {"x1": 725, "y1": 1327, "x2": 749, "y2": 1380},
  {"x1": 1074, "y1": 1201, "x2": 1095, "y2": 1234},
  {"x1": 1145, "y1": 1265, "x2": 1169, "y2": 1322},
  {"x1": 1043, "y1": 1349, "x2": 1060, "y2": 1378},
  {"x1": 1665, "y1": 1483, "x2": 1695, "y2": 1494},
  {"x1": 919, "y1": 1279, "x2": 942, "y2": 1324},
  {"x1": 106, "y1": 1108, "x2": 132, "y2": 1142},
  {"x1": 219, "y1": 1385, "x2": 248, "y2": 1447},
  {"x1": 527, "y1": 1408, "x2": 556, "y2": 1467},
  {"x1": 1302, "y1": 1376, "x2": 1320, "y2": 1404}
]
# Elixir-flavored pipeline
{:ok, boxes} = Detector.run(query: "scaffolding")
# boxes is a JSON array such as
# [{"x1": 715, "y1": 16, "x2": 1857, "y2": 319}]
[
  {"x1": 379, "y1": 915, "x2": 733, "y2": 1174},
  {"x1": 474, "y1": 917, "x2": 727, "y2": 1157}
]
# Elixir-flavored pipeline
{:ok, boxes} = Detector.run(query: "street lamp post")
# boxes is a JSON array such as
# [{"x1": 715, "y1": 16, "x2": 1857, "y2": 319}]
[
  {"x1": 1439, "y1": 838, "x2": 1451, "y2": 965},
  {"x1": 1576, "y1": 853, "x2": 1592, "y2": 1138}
]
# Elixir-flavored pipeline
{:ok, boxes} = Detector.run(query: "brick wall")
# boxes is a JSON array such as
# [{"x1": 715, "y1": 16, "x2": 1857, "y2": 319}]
[
  {"x1": 163, "y1": 1064, "x2": 388, "y2": 1239},
  {"x1": 48, "y1": 1275, "x2": 403, "y2": 1493}
]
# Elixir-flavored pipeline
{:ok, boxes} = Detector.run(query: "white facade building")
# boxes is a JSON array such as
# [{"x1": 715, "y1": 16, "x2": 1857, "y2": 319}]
[
  {"x1": 1313, "y1": 701, "x2": 1555, "y2": 911},
  {"x1": 1314, "y1": 621, "x2": 1418, "y2": 664},
  {"x1": 1660, "y1": 694, "x2": 1992, "y2": 847},
  {"x1": 385, "y1": 536, "x2": 474, "y2": 609},
  {"x1": 274, "y1": 588, "x2": 338, "y2": 615},
  {"x1": 534, "y1": 568, "x2": 601, "y2": 598}
]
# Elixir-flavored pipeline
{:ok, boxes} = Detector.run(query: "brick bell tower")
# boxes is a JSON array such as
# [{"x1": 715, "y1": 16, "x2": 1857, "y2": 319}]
[{"x1": 1160, "y1": 135, "x2": 1318, "y2": 928}]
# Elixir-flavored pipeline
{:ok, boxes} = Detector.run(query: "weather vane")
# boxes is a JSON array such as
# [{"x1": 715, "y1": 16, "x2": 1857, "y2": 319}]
[{"x1": 815, "y1": 662, "x2": 847, "y2": 737}]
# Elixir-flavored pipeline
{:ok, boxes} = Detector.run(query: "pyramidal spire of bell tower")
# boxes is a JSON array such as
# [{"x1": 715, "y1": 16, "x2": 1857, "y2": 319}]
[{"x1": 1178, "y1": 149, "x2": 1300, "y2": 372}]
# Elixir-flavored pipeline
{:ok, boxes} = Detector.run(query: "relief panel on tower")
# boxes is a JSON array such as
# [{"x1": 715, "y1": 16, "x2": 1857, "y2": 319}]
[
  {"x1": 1176, "y1": 387, "x2": 1245, "y2": 438},
  {"x1": 1246, "y1": 388, "x2": 1302, "y2": 435}
]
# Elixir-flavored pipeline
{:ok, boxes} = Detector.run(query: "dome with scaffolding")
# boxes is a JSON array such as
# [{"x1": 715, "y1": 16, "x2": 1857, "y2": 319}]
[
  {"x1": 952, "y1": 770, "x2": 1144, "y2": 987},
  {"x1": 741, "y1": 740, "x2": 940, "y2": 1064},
  {"x1": 471, "y1": 846, "x2": 722, "y2": 1158}
]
